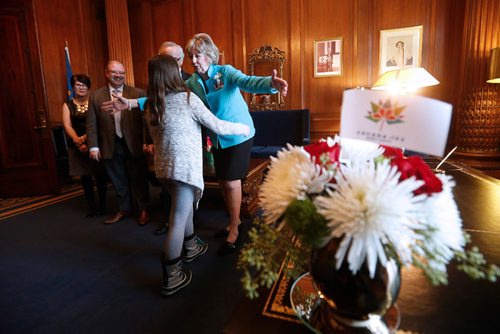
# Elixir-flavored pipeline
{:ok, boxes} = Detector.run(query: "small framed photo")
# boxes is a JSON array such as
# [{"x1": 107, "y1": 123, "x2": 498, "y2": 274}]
[
  {"x1": 379, "y1": 25, "x2": 423, "y2": 74},
  {"x1": 314, "y1": 38, "x2": 343, "y2": 77}
]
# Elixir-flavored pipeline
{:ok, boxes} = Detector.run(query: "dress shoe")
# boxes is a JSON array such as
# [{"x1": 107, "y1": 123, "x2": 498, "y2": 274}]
[
  {"x1": 154, "y1": 224, "x2": 168, "y2": 235},
  {"x1": 213, "y1": 221, "x2": 242, "y2": 238},
  {"x1": 138, "y1": 210, "x2": 150, "y2": 226},
  {"x1": 104, "y1": 210, "x2": 130, "y2": 224},
  {"x1": 217, "y1": 236, "x2": 240, "y2": 256}
]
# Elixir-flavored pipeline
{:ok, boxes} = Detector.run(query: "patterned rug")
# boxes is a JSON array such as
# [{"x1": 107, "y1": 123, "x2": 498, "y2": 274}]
[{"x1": 0, "y1": 183, "x2": 83, "y2": 221}]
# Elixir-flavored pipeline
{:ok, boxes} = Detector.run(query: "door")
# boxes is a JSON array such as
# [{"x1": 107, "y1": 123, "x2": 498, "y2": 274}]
[{"x1": 0, "y1": 0, "x2": 59, "y2": 197}]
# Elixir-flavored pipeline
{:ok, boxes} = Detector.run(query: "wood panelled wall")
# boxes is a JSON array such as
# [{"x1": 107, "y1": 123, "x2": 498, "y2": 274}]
[
  {"x1": 126, "y1": 0, "x2": 473, "y2": 143},
  {"x1": 37, "y1": 0, "x2": 498, "y2": 163},
  {"x1": 34, "y1": 0, "x2": 108, "y2": 125}
]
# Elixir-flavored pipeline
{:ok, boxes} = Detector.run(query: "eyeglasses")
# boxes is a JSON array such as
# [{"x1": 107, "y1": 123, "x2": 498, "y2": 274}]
[
  {"x1": 74, "y1": 83, "x2": 88, "y2": 88},
  {"x1": 109, "y1": 71, "x2": 126, "y2": 75}
]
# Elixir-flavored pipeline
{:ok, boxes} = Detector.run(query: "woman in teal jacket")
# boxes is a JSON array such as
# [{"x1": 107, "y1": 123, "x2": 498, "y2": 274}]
[{"x1": 185, "y1": 33, "x2": 288, "y2": 255}]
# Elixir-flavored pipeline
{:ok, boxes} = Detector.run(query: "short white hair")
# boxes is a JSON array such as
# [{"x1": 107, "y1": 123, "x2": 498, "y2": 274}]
[
  {"x1": 185, "y1": 33, "x2": 219, "y2": 64},
  {"x1": 158, "y1": 41, "x2": 184, "y2": 58}
]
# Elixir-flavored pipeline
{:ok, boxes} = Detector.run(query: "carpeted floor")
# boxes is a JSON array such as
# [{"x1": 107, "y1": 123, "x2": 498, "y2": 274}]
[
  {"x1": 0, "y1": 185, "x2": 251, "y2": 334},
  {"x1": 0, "y1": 183, "x2": 83, "y2": 221}
]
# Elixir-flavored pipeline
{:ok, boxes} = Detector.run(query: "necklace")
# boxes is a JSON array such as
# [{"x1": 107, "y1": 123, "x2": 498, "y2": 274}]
[{"x1": 73, "y1": 100, "x2": 89, "y2": 114}]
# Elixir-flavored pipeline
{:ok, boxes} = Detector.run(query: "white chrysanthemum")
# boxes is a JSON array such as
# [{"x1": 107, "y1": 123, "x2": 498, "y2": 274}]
[
  {"x1": 259, "y1": 144, "x2": 332, "y2": 225},
  {"x1": 418, "y1": 174, "x2": 464, "y2": 270},
  {"x1": 315, "y1": 160, "x2": 426, "y2": 277},
  {"x1": 339, "y1": 137, "x2": 384, "y2": 165}
]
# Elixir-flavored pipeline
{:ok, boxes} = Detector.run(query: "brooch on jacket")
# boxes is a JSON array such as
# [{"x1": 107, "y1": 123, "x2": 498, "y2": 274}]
[{"x1": 213, "y1": 72, "x2": 224, "y2": 90}]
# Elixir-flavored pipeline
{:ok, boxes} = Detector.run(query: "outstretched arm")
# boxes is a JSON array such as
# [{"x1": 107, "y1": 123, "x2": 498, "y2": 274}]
[
  {"x1": 100, "y1": 96, "x2": 138, "y2": 114},
  {"x1": 190, "y1": 95, "x2": 250, "y2": 136},
  {"x1": 271, "y1": 69, "x2": 288, "y2": 97}
]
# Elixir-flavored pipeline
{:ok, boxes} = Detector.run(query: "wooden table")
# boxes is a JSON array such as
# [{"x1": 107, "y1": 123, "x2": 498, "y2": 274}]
[
  {"x1": 204, "y1": 158, "x2": 270, "y2": 217},
  {"x1": 224, "y1": 158, "x2": 500, "y2": 333}
]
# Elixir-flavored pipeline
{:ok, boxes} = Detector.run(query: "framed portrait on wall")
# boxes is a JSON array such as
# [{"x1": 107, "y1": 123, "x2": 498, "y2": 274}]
[
  {"x1": 379, "y1": 25, "x2": 423, "y2": 74},
  {"x1": 314, "y1": 38, "x2": 343, "y2": 77}
]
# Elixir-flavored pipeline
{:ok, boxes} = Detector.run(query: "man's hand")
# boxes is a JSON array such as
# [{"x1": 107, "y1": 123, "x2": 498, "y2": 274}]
[
  {"x1": 101, "y1": 96, "x2": 129, "y2": 115},
  {"x1": 89, "y1": 149, "x2": 101, "y2": 161},
  {"x1": 100, "y1": 100, "x2": 116, "y2": 113},
  {"x1": 271, "y1": 69, "x2": 288, "y2": 97}
]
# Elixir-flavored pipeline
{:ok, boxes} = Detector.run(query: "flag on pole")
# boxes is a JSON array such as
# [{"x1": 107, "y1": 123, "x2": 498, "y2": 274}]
[{"x1": 65, "y1": 40, "x2": 74, "y2": 101}]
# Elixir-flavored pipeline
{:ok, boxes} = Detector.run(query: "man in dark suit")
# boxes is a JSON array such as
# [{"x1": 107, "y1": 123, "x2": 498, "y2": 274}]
[
  {"x1": 86, "y1": 60, "x2": 150, "y2": 225},
  {"x1": 158, "y1": 41, "x2": 191, "y2": 80}
]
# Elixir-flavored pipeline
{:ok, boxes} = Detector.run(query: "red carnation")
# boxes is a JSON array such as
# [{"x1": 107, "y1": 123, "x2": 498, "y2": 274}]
[
  {"x1": 304, "y1": 141, "x2": 340, "y2": 169},
  {"x1": 390, "y1": 156, "x2": 442, "y2": 195},
  {"x1": 381, "y1": 145, "x2": 404, "y2": 159}
]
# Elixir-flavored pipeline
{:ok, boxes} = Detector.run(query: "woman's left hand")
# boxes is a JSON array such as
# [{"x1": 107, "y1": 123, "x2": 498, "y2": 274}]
[{"x1": 271, "y1": 69, "x2": 288, "y2": 97}]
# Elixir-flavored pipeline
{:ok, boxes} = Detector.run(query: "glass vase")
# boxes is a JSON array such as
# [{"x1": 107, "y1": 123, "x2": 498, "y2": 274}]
[{"x1": 309, "y1": 238, "x2": 401, "y2": 333}]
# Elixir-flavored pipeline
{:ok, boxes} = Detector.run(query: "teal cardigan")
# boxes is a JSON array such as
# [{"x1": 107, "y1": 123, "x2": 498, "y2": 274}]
[
  {"x1": 138, "y1": 64, "x2": 277, "y2": 149},
  {"x1": 186, "y1": 64, "x2": 278, "y2": 149}
]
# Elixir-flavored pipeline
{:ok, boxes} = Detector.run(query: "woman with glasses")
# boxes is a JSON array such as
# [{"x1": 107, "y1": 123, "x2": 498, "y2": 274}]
[
  {"x1": 184, "y1": 33, "x2": 288, "y2": 255},
  {"x1": 62, "y1": 74, "x2": 107, "y2": 217}
]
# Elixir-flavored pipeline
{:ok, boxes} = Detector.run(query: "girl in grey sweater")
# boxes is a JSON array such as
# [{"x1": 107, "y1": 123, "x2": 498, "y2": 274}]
[{"x1": 145, "y1": 55, "x2": 249, "y2": 296}]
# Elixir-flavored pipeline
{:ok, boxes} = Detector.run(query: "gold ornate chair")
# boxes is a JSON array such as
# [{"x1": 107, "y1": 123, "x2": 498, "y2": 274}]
[{"x1": 248, "y1": 45, "x2": 286, "y2": 110}]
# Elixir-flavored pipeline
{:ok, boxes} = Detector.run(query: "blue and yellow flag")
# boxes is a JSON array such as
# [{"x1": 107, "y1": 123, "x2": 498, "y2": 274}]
[{"x1": 65, "y1": 43, "x2": 74, "y2": 101}]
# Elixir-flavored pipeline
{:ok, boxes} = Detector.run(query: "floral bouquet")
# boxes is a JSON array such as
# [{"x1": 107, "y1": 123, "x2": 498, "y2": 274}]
[{"x1": 238, "y1": 136, "x2": 499, "y2": 299}]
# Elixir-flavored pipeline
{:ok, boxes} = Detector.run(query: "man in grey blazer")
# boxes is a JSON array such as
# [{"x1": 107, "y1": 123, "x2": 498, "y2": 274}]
[{"x1": 86, "y1": 60, "x2": 150, "y2": 225}]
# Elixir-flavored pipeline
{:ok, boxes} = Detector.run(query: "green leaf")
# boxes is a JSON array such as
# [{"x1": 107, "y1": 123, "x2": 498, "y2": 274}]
[
  {"x1": 237, "y1": 217, "x2": 310, "y2": 299},
  {"x1": 285, "y1": 199, "x2": 330, "y2": 247}
]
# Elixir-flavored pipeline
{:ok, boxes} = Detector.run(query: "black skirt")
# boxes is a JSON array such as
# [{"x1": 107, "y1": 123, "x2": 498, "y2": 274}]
[{"x1": 213, "y1": 137, "x2": 254, "y2": 180}]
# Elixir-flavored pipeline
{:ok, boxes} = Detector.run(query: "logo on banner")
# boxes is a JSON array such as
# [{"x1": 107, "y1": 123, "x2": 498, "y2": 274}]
[{"x1": 366, "y1": 98, "x2": 406, "y2": 131}]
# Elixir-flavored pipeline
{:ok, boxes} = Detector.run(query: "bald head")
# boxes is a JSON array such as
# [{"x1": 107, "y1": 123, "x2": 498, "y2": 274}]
[{"x1": 158, "y1": 41, "x2": 184, "y2": 67}]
